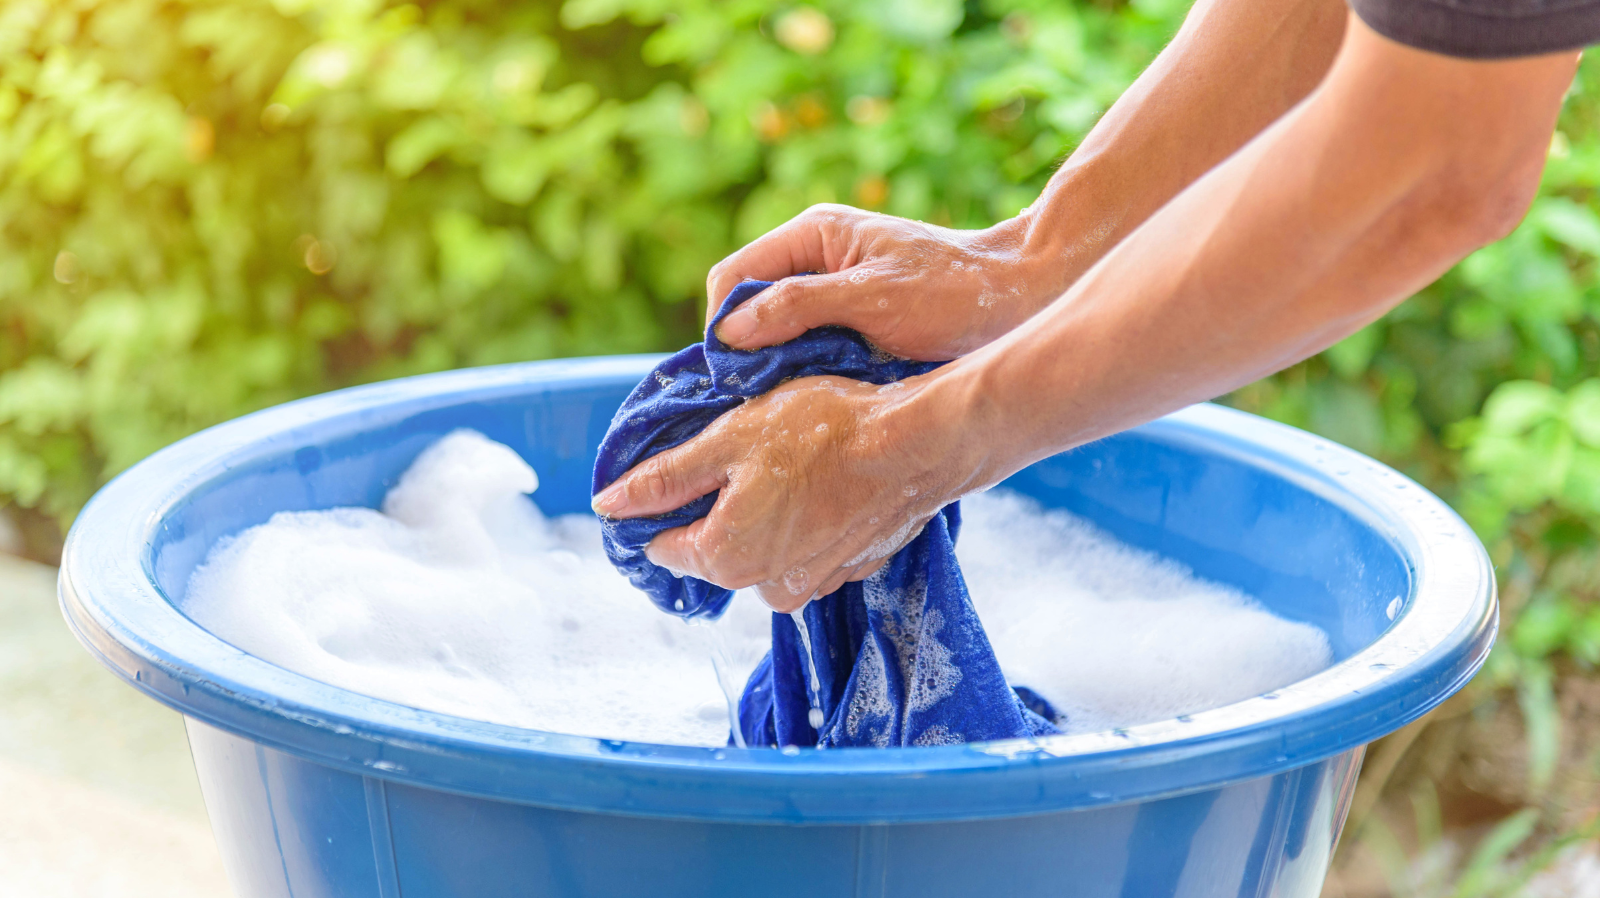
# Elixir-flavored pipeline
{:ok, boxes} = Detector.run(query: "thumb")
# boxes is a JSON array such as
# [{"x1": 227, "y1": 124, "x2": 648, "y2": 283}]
[
  {"x1": 714, "y1": 269, "x2": 876, "y2": 349},
  {"x1": 592, "y1": 436, "x2": 729, "y2": 519}
]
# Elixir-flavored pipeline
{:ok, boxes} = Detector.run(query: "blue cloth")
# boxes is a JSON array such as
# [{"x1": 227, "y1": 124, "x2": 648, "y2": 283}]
[{"x1": 594, "y1": 280, "x2": 1060, "y2": 747}]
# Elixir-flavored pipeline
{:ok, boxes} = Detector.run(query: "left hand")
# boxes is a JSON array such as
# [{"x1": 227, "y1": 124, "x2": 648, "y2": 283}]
[{"x1": 591, "y1": 372, "x2": 976, "y2": 612}]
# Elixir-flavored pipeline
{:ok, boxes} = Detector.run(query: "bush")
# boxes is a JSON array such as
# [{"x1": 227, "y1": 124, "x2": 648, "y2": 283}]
[
  {"x1": 2, "y1": 0, "x2": 1598, "y2": 889},
  {"x1": 0, "y1": 0, "x2": 1176, "y2": 526}
]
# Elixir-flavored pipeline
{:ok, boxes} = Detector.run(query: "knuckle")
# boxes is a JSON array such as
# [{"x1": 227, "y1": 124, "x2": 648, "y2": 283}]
[
  {"x1": 758, "y1": 284, "x2": 795, "y2": 313},
  {"x1": 802, "y1": 203, "x2": 853, "y2": 228},
  {"x1": 634, "y1": 457, "x2": 676, "y2": 503}
]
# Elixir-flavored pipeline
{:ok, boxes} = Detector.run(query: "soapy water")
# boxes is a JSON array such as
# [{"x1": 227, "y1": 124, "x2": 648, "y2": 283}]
[
  {"x1": 183, "y1": 430, "x2": 1332, "y2": 748},
  {"x1": 956, "y1": 491, "x2": 1332, "y2": 734},
  {"x1": 787, "y1": 612, "x2": 826, "y2": 733}
]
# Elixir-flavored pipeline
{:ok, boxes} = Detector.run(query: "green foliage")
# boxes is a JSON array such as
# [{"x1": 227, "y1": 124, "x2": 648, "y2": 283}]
[{"x1": 0, "y1": 0, "x2": 1177, "y2": 524}]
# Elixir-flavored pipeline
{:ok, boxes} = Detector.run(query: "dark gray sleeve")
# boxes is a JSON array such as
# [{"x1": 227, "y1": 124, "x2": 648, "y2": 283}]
[{"x1": 1348, "y1": 0, "x2": 1600, "y2": 58}]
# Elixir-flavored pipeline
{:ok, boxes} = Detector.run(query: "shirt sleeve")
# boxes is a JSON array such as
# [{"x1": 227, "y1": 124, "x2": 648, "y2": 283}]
[{"x1": 1348, "y1": 0, "x2": 1600, "y2": 58}]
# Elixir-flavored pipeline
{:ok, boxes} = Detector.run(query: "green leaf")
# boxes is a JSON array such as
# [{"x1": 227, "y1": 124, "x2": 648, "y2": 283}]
[
  {"x1": 1452, "y1": 807, "x2": 1541, "y2": 898},
  {"x1": 0, "y1": 360, "x2": 85, "y2": 436},
  {"x1": 1532, "y1": 196, "x2": 1600, "y2": 256},
  {"x1": 370, "y1": 32, "x2": 456, "y2": 111},
  {"x1": 1323, "y1": 322, "x2": 1384, "y2": 380},
  {"x1": 1480, "y1": 381, "x2": 1564, "y2": 435},
  {"x1": 1511, "y1": 599, "x2": 1576, "y2": 659},
  {"x1": 1517, "y1": 660, "x2": 1561, "y2": 797},
  {"x1": 0, "y1": 436, "x2": 49, "y2": 506},
  {"x1": 386, "y1": 116, "x2": 463, "y2": 179},
  {"x1": 1566, "y1": 379, "x2": 1600, "y2": 447},
  {"x1": 481, "y1": 130, "x2": 549, "y2": 205},
  {"x1": 433, "y1": 210, "x2": 509, "y2": 294}
]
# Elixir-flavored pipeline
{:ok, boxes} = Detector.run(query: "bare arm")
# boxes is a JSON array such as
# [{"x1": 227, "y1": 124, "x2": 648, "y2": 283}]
[
  {"x1": 596, "y1": 16, "x2": 1576, "y2": 611},
  {"x1": 926, "y1": 18, "x2": 1573, "y2": 483},
  {"x1": 705, "y1": 0, "x2": 1348, "y2": 360}
]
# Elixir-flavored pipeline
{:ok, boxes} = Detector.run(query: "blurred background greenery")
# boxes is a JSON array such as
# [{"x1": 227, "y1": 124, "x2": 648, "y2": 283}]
[{"x1": 0, "y1": 0, "x2": 1596, "y2": 894}]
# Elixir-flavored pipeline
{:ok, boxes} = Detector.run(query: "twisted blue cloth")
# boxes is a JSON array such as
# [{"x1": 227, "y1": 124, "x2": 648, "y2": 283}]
[{"x1": 594, "y1": 280, "x2": 1059, "y2": 748}]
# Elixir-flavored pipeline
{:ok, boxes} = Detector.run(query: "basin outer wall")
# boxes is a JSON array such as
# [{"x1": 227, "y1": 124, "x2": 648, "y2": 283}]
[
  {"x1": 186, "y1": 716, "x2": 1365, "y2": 898},
  {"x1": 55, "y1": 357, "x2": 1499, "y2": 898}
]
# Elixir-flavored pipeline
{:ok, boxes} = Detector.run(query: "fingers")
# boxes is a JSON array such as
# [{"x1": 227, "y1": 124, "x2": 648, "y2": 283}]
[
  {"x1": 592, "y1": 436, "x2": 731, "y2": 519},
  {"x1": 641, "y1": 519, "x2": 713, "y2": 580},
  {"x1": 713, "y1": 269, "x2": 875, "y2": 349},
  {"x1": 848, "y1": 557, "x2": 890, "y2": 582},
  {"x1": 653, "y1": 511, "x2": 907, "y2": 613},
  {"x1": 704, "y1": 204, "x2": 864, "y2": 325},
  {"x1": 642, "y1": 515, "x2": 773, "y2": 592},
  {"x1": 750, "y1": 555, "x2": 880, "y2": 613},
  {"x1": 753, "y1": 582, "x2": 810, "y2": 614}
]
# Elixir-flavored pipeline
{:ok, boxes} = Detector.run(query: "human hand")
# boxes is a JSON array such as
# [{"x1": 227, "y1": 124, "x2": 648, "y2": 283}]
[
  {"x1": 589, "y1": 372, "x2": 984, "y2": 612},
  {"x1": 706, "y1": 204, "x2": 1061, "y2": 362}
]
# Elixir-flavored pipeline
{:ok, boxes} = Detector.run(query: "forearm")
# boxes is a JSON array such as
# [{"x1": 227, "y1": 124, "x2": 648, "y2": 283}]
[
  {"x1": 921, "y1": 18, "x2": 1575, "y2": 492},
  {"x1": 997, "y1": 0, "x2": 1348, "y2": 303}
]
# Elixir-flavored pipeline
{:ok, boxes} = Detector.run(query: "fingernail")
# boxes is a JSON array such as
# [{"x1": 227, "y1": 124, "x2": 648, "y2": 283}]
[
  {"x1": 715, "y1": 308, "x2": 757, "y2": 345},
  {"x1": 591, "y1": 484, "x2": 627, "y2": 516}
]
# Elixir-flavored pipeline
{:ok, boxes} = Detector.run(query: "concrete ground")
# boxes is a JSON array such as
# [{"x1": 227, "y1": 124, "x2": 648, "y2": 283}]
[{"x1": 0, "y1": 553, "x2": 232, "y2": 898}]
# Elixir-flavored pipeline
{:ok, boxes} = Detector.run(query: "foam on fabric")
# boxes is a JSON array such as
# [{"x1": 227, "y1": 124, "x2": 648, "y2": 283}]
[{"x1": 183, "y1": 430, "x2": 1332, "y2": 748}]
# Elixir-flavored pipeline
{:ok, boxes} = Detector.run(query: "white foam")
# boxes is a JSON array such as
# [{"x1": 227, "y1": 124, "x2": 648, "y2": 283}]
[
  {"x1": 182, "y1": 430, "x2": 772, "y2": 747},
  {"x1": 183, "y1": 430, "x2": 1331, "y2": 747},
  {"x1": 955, "y1": 490, "x2": 1332, "y2": 735}
]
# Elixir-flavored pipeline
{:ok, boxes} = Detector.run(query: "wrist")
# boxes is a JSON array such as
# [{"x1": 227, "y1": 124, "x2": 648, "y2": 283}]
[
  {"x1": 877, "y1": 363, "x2": 1016, "y2": 507},
  {"x1": 980, "y1": 204, "x2": 1075, "y2": 318}
]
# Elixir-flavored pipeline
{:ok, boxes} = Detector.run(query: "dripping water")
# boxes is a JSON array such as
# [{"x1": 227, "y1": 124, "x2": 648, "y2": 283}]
[{"x1": 789, "y1": 610, "x2": 826, "y2": 732}]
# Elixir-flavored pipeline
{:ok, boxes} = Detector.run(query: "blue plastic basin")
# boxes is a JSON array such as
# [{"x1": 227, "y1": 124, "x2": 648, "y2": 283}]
[{"x1": 59, "y1": 356, "x2": 1494, "y2": 898}]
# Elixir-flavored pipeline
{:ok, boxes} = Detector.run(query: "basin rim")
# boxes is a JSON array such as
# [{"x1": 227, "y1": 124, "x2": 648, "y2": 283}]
[{"x1": 58, "y1": 356, "x2": 1495, "y2": 824}]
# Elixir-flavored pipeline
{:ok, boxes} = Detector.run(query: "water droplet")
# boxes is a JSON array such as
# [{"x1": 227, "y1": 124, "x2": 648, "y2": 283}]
[
  {"x1": 1369, "y1": 662, "x2": 1391, "y2": 672},
  {"x1": 808, "y1": 707, "x2": 825, "y2": 729},
  {"x1": 1386, "y1": 597, "x2": 1403, "y2": 620},
  {"x1": 674, "y1": 598, "x2": 685, "y2": 612},
  {"x1": 783, "y1": 568, "x2": 808, "y2": 595},
  {"x1": 780, "y1": 744, "x2": 800, "y2": 756}
]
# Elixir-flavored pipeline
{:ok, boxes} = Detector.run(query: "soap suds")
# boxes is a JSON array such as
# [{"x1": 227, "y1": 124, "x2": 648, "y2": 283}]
[
  {"x1": 955, "y1": 490, "x2": 1332, "y2": 735},
  {"x1": 183, "y1": 430, "x2": 1331, "y2": 747},
  {"x1": 183, "y1": 430, "x2": 771, "y2": 747}
]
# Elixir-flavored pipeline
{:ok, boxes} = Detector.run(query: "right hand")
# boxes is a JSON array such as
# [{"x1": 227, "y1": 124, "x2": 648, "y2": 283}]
[{"x1": 707, "y1": 204, "x2": 1060, "y2": 362}]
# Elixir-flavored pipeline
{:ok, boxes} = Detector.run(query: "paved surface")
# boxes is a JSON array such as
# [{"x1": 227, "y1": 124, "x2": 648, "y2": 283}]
[{"x1": 0, "y1": 553, "x2": 231, "y2": 897}]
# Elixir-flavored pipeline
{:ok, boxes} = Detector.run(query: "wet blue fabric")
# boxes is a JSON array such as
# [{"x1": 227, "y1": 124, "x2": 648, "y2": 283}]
[{"x1": 594, "y1": 279, "x2": 1060, "y2": 748}]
